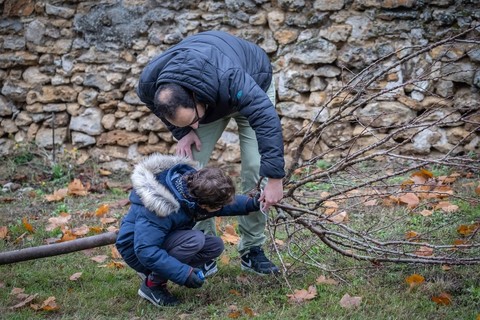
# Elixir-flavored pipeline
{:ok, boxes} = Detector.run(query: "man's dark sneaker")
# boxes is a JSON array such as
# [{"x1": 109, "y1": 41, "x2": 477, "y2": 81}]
[
  {"x1": 138, "y1": 280, "x2": 180, "y2": 307},
  {"x1": 201, "y1": 259, "x2": 218, "y2": 277},
  {"x1": 240, "y1": 246, "x2": 280, "y2": 275}
]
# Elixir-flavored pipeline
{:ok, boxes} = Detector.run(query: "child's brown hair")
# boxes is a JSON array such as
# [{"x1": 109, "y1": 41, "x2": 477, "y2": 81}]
[{"x1": 184, "y1": 167, "x2": 235, "y2": 208}]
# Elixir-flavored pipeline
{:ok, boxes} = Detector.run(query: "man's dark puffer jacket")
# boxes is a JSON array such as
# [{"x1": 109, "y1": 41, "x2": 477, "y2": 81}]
[{"x1": 136, "y1": 30, "x2": 285, "y2": 179}]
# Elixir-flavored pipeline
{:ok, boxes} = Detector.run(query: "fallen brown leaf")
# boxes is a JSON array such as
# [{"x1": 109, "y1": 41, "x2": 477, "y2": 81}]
[
  {"x1": 69, "y1": 272, "x2": 82, "y2": 281},
  {"x1": 415, "y1": 246, "x2": 434, "y2": 256},
  {"x1": 45, "y1": 188, "x2": 68, "y2": 202},
  {"x1": 0, "y1": 226, "x2": 8, "y2": 239},
  {"x1": 339, "y1": 293, "x2": 362, "y2": 309},
  {"x1": 91, "y1": 255, "x2": 108, "y2": 263},
  {"x1": 405, "y1": 274, "x2": 425, "y2": 289},
  {"x1": 316, "y1": 275, "x2": 339, "y2": 285},
  {"x1": 68, "y1": 179, "x2": 88, "y2": 196},
  {"x1": 9, "y1": 293, "x2": 38, "y2": 310},
  {"x1": 399, "y1": 193, "x2": 420, "y2": 208},
  {"x1": 221, "y1": 224, "x2": 240, "y2": 245},
  {"x1": 431, "y1": 292, "x2": 452, "y2": 305},
  {"x1": 287, "y1": 285, "x2": 317, "y2": 303}
]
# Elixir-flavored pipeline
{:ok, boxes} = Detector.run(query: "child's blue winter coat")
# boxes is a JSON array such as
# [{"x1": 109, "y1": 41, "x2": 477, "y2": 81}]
[{"x1": 116, "y1": 153, "x2": 258, "y2": 286}]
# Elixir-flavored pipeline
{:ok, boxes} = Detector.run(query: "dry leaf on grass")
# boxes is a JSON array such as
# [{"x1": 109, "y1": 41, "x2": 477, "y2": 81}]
[
  {"x1": 45, "y1": 188, "x2": 68, "y2": 202},
  {"x1": 9, "y1": 293, "x2": 38, "y2": 310},
  {"x1": 72, "y1": 225, "x2": 90, "y2": 236},
  {"x1": 399, "y1": 193, "x2": 420, "y2": 208},
  {"x1": 405, "y1": 274, "x2": 425, "y2": 289},
  {"x1": 287, "y1": 285, "x2": 317, "y2": 303},
  {"x1": 68, "y1": 179, "x2": 88, "y2": 196},
  {"x1": 316, "y1": 275, "x2": 339, "y2": 285},
  {"x1": 339, "y1": 293, "x2": 362, "y2": 309},
  {"x1": 363, "y1": 199, "x2": 377, "y2": 206},
  {"x1": 69, "y1": 272, "x2": 82, "y2": 281},
  {"x1": 419, "y1": 209, "x2": 433, "y2": 217},
  {"x1": 434, "y1": 201, "x2": 459, "y2": 213},
  {"x1": 46, "y1": 215, "x2": 71, "y2": 231},
  {"x1": 22, "y1": 217, "x2": 34, "y2": 233},
  {"x1": 0, "y1": 226, "x2": 8, "y2": 239},
  {"x1": 431, "y1": 292, "x2": 452, "y2": 305},
  {"x1": 415, "y1": 246, "x2": 434, "y2": 256},
  {"x1": 329, "y1": 210, "x2": 348, "y2": 223},
  {"x1": 91, "y1": 255, "x2": 108, "y2": 263},
  {"x1": 95, "y1": 204, "x2": 110, "y2": 216},
  {"x1": 31, "y1": 296, "x2": 59, "y2": 311},
  {"x1": 405, "y1": 231, "x2": 419, "y2": 240},
  {"x1": 110, "y1": 245, "x2": 122, "y2": 259},
  {"x1": 221, "y1": 224, "x2": 240, "y2": 245}
]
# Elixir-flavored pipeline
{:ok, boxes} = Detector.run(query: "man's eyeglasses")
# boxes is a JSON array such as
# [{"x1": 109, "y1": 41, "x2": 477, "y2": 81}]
[
  {"x1": 185, "y1": 92, "x2": 206, "y2": 127},
  {"x1": 186, "y1": 104, "x2": 202, "y2": 127}
]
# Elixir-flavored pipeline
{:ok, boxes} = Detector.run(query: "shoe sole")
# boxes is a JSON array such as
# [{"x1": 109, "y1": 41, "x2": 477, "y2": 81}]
[
  {"x1": 137, "y1": 289, "x2": 178, "y2": 307},
  {"x1": 241, "y1": 264, "x2": 278, "y2": 276}
]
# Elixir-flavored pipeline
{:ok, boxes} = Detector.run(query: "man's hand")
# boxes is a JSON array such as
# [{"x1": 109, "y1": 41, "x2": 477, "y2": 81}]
[
  {"x1": 259, "y1": 178, "x2": 283, "y2": 211},
  {"x1": 184, "y1": 268, "x2": 205, "y2": 288},
  {"x1": 176, "y1": 131, "x2": 201, "y2": 159}
]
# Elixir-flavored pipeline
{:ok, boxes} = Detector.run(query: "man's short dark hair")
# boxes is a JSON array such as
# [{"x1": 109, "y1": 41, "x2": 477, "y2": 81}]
[{"x1": 153, "y1": 83, "x2": 195, "y2": 119}]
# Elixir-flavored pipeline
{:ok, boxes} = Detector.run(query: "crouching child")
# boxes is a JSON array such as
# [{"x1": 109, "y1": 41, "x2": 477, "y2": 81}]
[{"x1": 115, "y1": 153, "x2": 260, "y2": 307}]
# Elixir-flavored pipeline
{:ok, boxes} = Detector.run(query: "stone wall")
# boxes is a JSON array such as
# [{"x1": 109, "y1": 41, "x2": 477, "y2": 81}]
[{"x1": 0, "y1": 0, "x2": 479, "y2": 172}]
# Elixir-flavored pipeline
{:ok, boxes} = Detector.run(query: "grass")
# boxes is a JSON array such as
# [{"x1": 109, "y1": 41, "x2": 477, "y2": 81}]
[{"x1": 1, "y1": 147, "x2": 479, "y2": 319}]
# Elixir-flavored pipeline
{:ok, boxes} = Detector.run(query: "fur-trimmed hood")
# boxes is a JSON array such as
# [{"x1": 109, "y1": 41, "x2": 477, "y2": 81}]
[{"x1": 130, "y1": 153, "x2": 198, "y2": 217}]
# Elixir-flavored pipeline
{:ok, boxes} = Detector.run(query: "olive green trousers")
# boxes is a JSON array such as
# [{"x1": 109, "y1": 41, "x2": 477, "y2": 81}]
[{"x1": 192, "y1": 79, "x2": 276, "y2": 253}]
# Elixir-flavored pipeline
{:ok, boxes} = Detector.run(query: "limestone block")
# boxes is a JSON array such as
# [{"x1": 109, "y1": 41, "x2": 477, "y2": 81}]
[
  {"x1": 314, "y1": 0, "x2": 345, "y2": 11},
  {"x1": 321, "y1": 122, "x2": 354, "y2": 147},
  {"x1": 138, "y1": 142, "x2": 171, "y2": 155},
  {"x1": 420, "y1": 107, "x2": 462, "y2": 126},
  {"x1": 96, "y1": 130, "x2": 148, "y2": 146},
  {"x1": 454, "y1": 88, "x2": 480, "y2": 112},
  {"x1": 0, "y1": 139, "x2": 15, "y2": 156},
  {"x1": 43, "y1": 103, "x2": 67, "y2": 112},
  {"x1": 147, "y1": 132, "x2": 159, "y2": 145},
  {"x1": 26, "y1": 86, "x2": 77, "y2": 104},
  {"x1": 72, "y1": 131, "x2": 96, "y2": 148},
  {"x1": 356, "y1": 101, "x2": 416, "y2": 127},
  {"x1": 77, "y1": 89, "x2": 98, "y2": 107},
  {"x1": 277, "y1": 102, "x2": 329, "y2": 123},
  {"x1": 115, "y1": 118, "x2": 138, "y2": 132},
  {"x1": 442, "y1": 62, "x2": 477, "y2": 85},
  {"x1": 0, "y1": 95, "x2": 16, "y2": 116},
  {"x1": 69, "y1": 107, "x2": 104, "y2": 135},
  {"x1": 1, "y1": 119, "x2": 18, "y2": 133},
  {"x1": 273, "y1": 29, "x2": 299, "y2": 45},
  {"x1": 101, "y1": 114, "x2": 117, "y2": 130},
  {"x1": 15, "y1": 111, "x2": 33, "y2": 127},
  {"x1": 446, "y1": 127, "x2": 475, "y2": 145},
  {"x1": 27, "y1": 123, "x2": 40, "y2": 141},
  {"x1": 35, "y1": 126, "x2": 67, "y2": 148},
  {"x1": 291, "y1": 38, "x2": 337, "y2": 64},
  {"x1": 318, "y1": 24, "x2": 352, "y2": 42},
  {"x1": 44, "y1": 112, "x2": 70, "y2": 128},
  {"x1": 1, "y1": 80, "x2": 30, "y2": 102},
  {"x1": 249, "y1": 11, "x2": 267, "y2": 25},
  {"x1": 267, "y1": 11, "x2": 285, "y2": 31}
]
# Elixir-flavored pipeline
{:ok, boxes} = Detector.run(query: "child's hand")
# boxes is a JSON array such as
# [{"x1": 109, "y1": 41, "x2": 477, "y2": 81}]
[
  {"x1": 246, "y1": 191, "x2": 261, "y2": 211},
  {"x1": 184, "y1": 268, "x2": 205, "y2": 288}
]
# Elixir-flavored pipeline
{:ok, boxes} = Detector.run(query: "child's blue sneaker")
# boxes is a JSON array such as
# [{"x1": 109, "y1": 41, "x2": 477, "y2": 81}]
[{"x1": 138, "y1": 280, "x2": 180, "y2": 307}]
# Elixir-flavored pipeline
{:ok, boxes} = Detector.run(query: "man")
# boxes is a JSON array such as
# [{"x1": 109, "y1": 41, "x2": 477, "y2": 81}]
[{"x1": 136, "y1": 30, "x2": 284, "y2": 275}]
